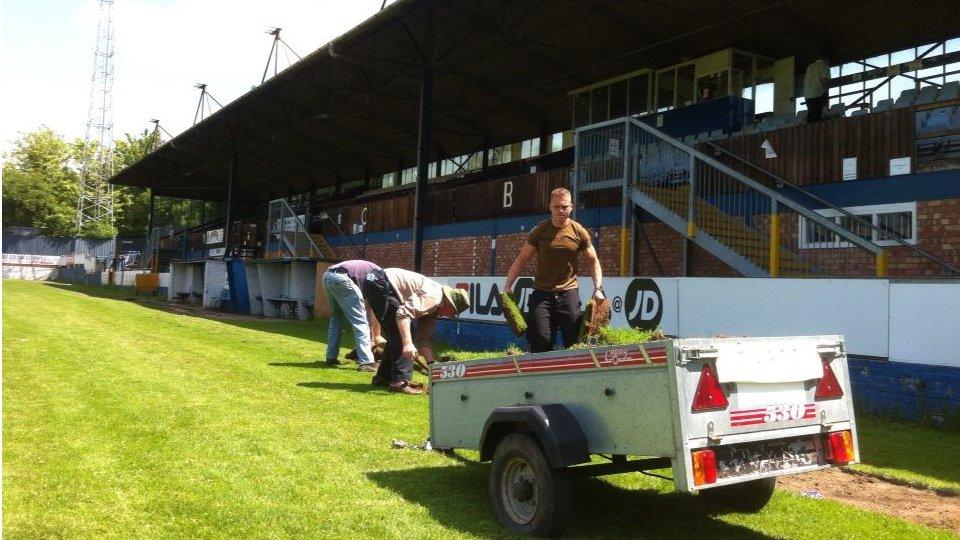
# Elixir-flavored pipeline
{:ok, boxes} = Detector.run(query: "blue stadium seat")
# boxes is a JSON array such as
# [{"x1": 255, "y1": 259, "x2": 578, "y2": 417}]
[
  {"x1": 915, "y1": 85, "x2": 939, "y2": 105},
  {"x1": 795, "y1": 110, "x2": 808, "y2": 122},
  {"x1": 708, "y1": 129, "x2": 724, "y2": 140},
  {"x1": 873, "y1": 99, "x2": 893, "y2": 112},
  {"x1": 894, "y1": 88, "x2": 917, "y2": 108},
  {"x1": 851, "y1": 108, "x2": 869, "y2": 117},
  {"x1": 939, "y1": 81, "x2": 959, "y2": 101}
]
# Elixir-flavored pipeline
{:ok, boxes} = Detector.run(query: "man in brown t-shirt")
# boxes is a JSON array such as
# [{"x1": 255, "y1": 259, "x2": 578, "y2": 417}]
[{"x1": 505, "y1": 188, "x2": 604, "y2": 352}]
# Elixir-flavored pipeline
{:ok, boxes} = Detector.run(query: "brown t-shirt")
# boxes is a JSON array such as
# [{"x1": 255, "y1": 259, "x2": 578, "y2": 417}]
[{"x1": 526, "y1": 219, "x2": 592, "y2": 292}]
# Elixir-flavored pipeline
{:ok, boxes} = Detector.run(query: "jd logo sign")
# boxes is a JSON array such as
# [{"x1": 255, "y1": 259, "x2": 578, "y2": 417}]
[
  {"x1": 512, "y1": 277, "x2": 535, "y2": 313},
  {"x1": 624, "y1": 278, "x2": 662, "y2": 329}
]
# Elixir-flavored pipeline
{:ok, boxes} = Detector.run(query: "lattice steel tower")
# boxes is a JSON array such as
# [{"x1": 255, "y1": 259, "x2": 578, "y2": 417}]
[{"x1": 76, "y1": 0, "x2": 116, "y2": 234}]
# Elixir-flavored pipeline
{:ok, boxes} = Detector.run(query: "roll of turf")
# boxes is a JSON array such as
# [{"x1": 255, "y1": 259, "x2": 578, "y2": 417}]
[{"x1": 499, "y1": 291, "x2": 527, "y2": 337}]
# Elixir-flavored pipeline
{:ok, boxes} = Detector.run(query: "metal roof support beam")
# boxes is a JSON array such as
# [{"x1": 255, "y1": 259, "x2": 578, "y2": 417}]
[
  {"x1": 224, "y1": 154, "x2": 237, "y2": 259},
  {"x1": 412, "y1": 64, "x2": 433, "y2": 272},
  {"x1": 147, "y1": 190, "x2": 156, "y2": 234}
]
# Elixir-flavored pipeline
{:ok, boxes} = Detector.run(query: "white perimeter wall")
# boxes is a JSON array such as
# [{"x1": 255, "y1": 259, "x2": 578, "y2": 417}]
[
  {"x1": 888, "y1": 283, "x2": 960, "y2": 365},
  {"x1": 2, "y1": 265, "x2": 58, "y2": 280},
  {"x1": 435, "y1": 276, "x2": 960, "y2": 368}
]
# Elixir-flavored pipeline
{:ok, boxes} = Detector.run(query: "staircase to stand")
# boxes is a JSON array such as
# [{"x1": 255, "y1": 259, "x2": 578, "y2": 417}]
[
  {"x1": 309, "y1": 234, "x2": 337, "y2": 259},
  {"x1": 574, "y1": 117, "x2": 896, "y2": 277},
  {"x1": 633, "y1": 184, "x2": 813, "y2": 276}
]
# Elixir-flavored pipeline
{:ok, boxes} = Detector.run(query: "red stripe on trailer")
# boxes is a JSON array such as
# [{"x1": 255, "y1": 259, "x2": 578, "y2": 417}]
[
  {"x1": 434, "y1": 347, "x2": 669, "y2": 381},
  {"x1": 463, "y1": 368, "x2": 516, "y2": 378},
  {"x1": 521, "y1": 361, "x2": 598, "y2": 373}
]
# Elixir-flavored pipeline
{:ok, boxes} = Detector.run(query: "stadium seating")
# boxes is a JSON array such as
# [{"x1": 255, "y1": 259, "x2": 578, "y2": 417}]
[
  {"x1": 873, "y1": 99, "x2": 893, "y2": 112},
  {"x1": 915, "y1": 85, "x2": 939, "y2": 105},
  {"x1": 939, "y1": 81, "x2": 960, "y2": 101},
  {"x1": 894, "y1": 88, "x2": 917, "y2": 108}
]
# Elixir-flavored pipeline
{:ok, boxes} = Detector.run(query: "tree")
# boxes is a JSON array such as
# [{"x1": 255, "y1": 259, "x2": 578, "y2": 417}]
[
  {"x1": 112, "y1": 129, "x2": 161, "y2": 237},
  {"x1": 3, "y1": 127, "x2": 163, "y2": 238},
  {"x1": 2, "y1": 127, "x2": 79, "y2": 236}
]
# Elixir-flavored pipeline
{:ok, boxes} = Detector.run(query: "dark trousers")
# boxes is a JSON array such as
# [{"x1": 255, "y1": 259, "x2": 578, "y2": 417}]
[
  {"x1": 526, "y1": 288, "x2": 582, "y2": 353},
  {"x1": 806, "y1": 94, "x2": 827, "y2": 123},
  {"x1": 361, "y1": 269, "x2": 413, "y2": 383}
]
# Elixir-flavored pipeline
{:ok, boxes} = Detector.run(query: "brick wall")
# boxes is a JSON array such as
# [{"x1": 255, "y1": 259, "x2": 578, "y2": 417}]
[
  {"x1": 905, "y1": 198, "x2": 960, "y2": 276},
  {"x1": 331, "y1": 241, "x2": 414, "y2": 270},
  {"x1": 327, "y1": 197, "x2": 960, "y2": 278}
]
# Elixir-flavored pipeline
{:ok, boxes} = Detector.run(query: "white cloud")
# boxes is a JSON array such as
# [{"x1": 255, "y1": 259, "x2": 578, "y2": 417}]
[{"x1": 1, "y1": 0, "x2": 393, "y2": 152}]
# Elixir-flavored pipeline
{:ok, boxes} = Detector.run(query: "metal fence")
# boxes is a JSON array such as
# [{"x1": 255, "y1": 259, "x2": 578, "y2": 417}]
[
  {"x1": 265, "y1": 198, "x2": 324, "y2": 259},
  {"x1": 1, "y1": 234, "x2": 114, "y2": 258}
]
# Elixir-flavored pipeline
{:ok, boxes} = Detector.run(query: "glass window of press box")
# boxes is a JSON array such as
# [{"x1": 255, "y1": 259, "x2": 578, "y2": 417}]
[
  {"x1": 572, "y1": 49, "x2": 773, "y2": 126},
  {"x1": 572, "y1": 69, "x2": 652, "y2": 128}
]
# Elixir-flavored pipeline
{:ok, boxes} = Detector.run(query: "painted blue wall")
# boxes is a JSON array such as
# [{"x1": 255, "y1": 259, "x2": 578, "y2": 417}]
[
  {"x1": 849, "y1": 356, "x2": 960, "y2": 428},
  {"x1": 435, "y1": 319, "x2": 525, "y2": 352}
]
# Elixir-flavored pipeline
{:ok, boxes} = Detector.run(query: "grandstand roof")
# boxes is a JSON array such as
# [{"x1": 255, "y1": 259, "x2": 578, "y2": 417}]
[{"x1": 110, "y1": 0, "x2": 960, "y2": 201}]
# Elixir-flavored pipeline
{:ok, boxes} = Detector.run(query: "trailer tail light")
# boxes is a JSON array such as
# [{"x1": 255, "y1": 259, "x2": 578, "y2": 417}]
[
  {"x1": 692, "y1": 449, "x2": 717, "y2": 485},
  {"x1": 827, "y1": 430, "x2": 854, "y2": 464},
  {"x1": 815, "y1": 358, "x2": 843, "y2": 400},
  {"x1": 691, "y1": 363, "x2": 728, "y2": 411}
]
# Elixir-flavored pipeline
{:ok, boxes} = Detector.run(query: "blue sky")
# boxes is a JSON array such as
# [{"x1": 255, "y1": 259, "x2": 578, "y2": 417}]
[{"x1": 1, "y1": 0, "x2": 395, "y2": 152}]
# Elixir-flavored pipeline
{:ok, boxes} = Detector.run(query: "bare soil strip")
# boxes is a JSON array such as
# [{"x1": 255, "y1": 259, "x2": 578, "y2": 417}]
[{"x1": 778, "y1": 468, "x2": 960, "y2": 533}]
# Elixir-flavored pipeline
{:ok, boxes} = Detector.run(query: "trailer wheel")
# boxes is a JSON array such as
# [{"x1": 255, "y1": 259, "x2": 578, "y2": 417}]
[
  {"x1": 489, "y1": 433, "x2": 571, "y2": 537},
  {"x1": 700, "y1": 477, "x2": 777, "y2": 512}
]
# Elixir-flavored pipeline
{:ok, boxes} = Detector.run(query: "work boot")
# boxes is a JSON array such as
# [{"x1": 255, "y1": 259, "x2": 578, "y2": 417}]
[
  {"x1": 388, "y1": 381, "x2": 424, "y2": 395},
  {"x1": 357, "y1": 362, "x2": 378, "y2": 372},
  {"x1": 325, "y1": 358, "x2": 341, "y2": 366}
]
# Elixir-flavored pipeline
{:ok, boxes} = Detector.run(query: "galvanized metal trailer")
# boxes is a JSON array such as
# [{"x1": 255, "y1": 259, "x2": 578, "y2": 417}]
[{"x1": 429, "y1": 335, "x2": 859, "y2": 536}]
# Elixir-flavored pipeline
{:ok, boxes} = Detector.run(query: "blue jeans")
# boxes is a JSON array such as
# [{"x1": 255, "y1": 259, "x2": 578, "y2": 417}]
[{"x1": 323, "y1": 270, "x2": 375, "y2": 365}]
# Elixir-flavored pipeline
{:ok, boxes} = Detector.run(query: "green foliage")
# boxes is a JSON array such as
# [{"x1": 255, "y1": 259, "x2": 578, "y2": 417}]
[
  {"x1": 2, "y1": 128, "x2": 79, "y2": 236},
  {"x1": 111, "y1": 129, "x2": 160, "y2": 237},
  {"x1": 3, "y1": 127, "x2": 161, "y2": 238}
]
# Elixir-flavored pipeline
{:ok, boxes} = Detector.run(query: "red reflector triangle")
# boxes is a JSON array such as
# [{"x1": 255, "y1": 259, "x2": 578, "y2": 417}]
[
  {"x1": 692, "y1": 363, "x2": 728, "y2": 411},
  {"x1": 815, "y1": 358, "x2": 844, "y2": 400}
]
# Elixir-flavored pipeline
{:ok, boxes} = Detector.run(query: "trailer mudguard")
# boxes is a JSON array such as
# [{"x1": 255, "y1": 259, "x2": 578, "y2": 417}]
[{"x1": 479, "y1": 404, "x2": 589, "y2": 467}]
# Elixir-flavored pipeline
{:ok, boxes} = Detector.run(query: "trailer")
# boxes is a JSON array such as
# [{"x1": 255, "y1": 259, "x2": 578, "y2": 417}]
[{"x1": 429, "y1": 335, "x2": 859, "y2": 536}]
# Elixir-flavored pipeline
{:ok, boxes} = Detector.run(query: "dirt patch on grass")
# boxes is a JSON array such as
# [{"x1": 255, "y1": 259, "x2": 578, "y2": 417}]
[{"x1": 779, "y1": 468, "x2": 960, "y2": 533}]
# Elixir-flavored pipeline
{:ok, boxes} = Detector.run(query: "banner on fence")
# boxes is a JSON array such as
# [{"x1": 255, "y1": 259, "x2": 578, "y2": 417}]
[
  {"x1": 2, "y1": 253, "x2": 62, "y2": 266},
  {"x1": 433, "y1": 276, "x2": 679, "y2": 335}
]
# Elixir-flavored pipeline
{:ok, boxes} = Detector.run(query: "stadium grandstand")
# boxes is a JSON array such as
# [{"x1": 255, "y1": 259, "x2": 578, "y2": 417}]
[
  {"x1": 112, "y1": 0, "x2": 960, "y2": 282},
  {"x1": 104, "y1": 0, "x2": 960, "y2": 424}
]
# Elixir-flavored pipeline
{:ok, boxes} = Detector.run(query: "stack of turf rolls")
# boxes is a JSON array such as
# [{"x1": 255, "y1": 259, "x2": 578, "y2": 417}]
[{"x1": 498, "y1": 291, "x2": 527, "y2": 337}]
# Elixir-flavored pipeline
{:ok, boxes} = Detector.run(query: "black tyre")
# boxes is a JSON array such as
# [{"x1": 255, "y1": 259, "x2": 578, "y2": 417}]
[
  {"x1": 488, "y1": 433, "x2": 572, "y2": 537},
  {"x1": 699, "y1": 477, "x2": 777, "y2": 512}
]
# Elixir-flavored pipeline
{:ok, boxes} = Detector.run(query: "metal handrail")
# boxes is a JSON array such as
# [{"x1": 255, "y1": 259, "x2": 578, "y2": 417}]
[
  {"x1": 319, "y1": 212, "x2": 364, "y2": 260},
  {"x1": 705, "y1": 141, "x2": 960, "y2": 276},
  {"x1": 607, "y1": 116, "x2": 882, "y2": 255},
  {"x1": 272, "y1": 198, "x2": 323, "y2": 258}
]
